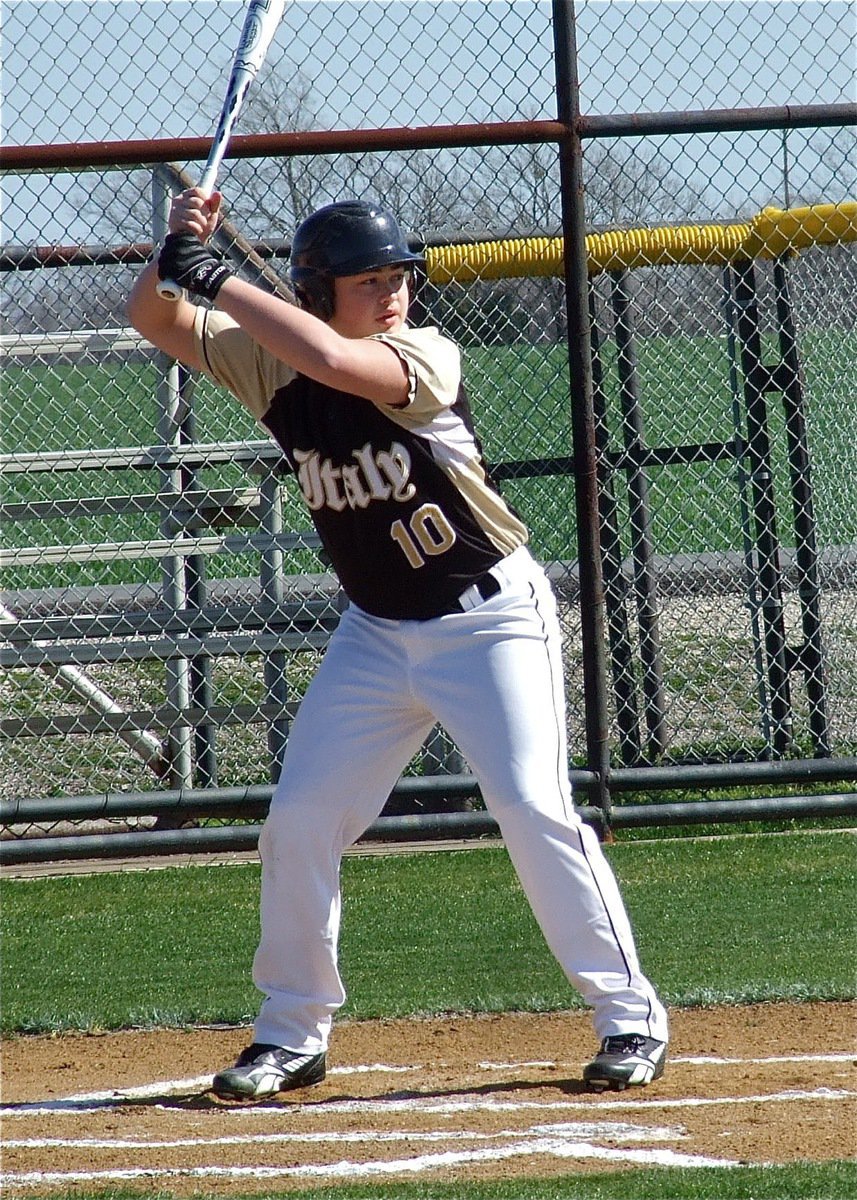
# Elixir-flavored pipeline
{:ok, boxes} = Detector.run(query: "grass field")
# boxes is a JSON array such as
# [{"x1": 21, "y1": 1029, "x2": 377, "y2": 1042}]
[
  {"x1": 3, "y1": 833, "x2": 855, "y2": 1033},
  {"x1": 2, "y1": 830, "x2": 855, "y2": 1200},
  {"x1": 18, "y1": 1165, "x2": 855, "y2": 1200}
]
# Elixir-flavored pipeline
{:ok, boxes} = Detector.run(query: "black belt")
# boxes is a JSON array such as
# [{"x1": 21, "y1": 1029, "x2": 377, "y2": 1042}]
[
  {"x1": 455, "y1": 570, "x2": 502, "y2": 612},
  {"x1": 394, "y1": 568, "x2": 504, "y2": 620}
]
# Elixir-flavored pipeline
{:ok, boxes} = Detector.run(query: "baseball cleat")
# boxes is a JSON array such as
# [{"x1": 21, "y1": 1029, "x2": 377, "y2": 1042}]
[
  {"x1": 583, "y1": 1034, "x2": 667, "y2": 1091},
  {"x1": 212, "y1": 1043, "x2": 326, "y2": 1100}
]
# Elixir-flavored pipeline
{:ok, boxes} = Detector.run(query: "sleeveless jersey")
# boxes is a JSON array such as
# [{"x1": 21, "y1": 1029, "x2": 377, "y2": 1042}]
[{"x1": 193, "y1": 311, "x2": 528, "y2": 619}]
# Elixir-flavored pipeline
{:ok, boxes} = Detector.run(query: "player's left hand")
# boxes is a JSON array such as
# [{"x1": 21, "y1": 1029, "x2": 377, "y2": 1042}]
[
  {"x1": 157, "y1": 233, "x2": 233, "y2": 302},
  {"x1": 168, "y1": 187, "x2": 222, "y2": 242}
]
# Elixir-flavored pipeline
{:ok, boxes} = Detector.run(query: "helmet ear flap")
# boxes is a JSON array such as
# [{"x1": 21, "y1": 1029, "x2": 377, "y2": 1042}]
[
  {"x1": 405, "y1": 265, "x2": 419, "y2": 304},
  {"x1": 294, "y1": 276, "x2": 335, "y2": 322}
]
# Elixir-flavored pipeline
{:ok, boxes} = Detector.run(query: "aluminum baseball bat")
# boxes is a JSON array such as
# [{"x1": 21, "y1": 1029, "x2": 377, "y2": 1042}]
[{"x1": 156, "y1": 0, "x2": 287, "y2": 301}]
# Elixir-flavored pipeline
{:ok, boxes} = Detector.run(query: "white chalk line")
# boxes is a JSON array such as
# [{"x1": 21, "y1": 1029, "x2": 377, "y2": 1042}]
[
  {"x1": 482, "y1": 1053, "x2": 854, "y2": 1068},
  {"x1": 4, "y1": 1085, "x2": 853, "y2": 1122},
  {"x1": 5, "y1": 1053, "x2": 853, "y2": 1190},
  {"x1": 4, "y1": 1118, "x2": 686, "y2": 1150},
  {"x1": 478, "y1": 1060, "x2": 557, "y2": 1069},
  {"x1": 215, "y1": 1086, "x2": 856, "y2": 1118},
  {"x1": 673, "y1": 1052, "x2": 855, "y2": 1066},
  {"x1": 1, "y1": 1135, "x2": 740, "y2": 1187},
  {"x1": 0, "y1": 1063, "x2": 415, "y2": 1113},
  {"x1": 3, "y1": 1049, "x2": 852, "y2": 1116}
]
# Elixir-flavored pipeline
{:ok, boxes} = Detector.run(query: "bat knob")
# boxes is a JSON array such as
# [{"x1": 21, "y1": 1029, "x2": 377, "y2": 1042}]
[{"x1": 156, "y1": 278, "x2": 185, "y2": 303}]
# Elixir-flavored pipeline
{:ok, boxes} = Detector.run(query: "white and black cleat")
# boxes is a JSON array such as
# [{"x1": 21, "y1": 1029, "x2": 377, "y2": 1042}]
[
  {"x1": 212, "y1": 1043, "x2": 326, "y2": 1100},
  {"x1": 583, "y1": 1034, "x2": 666, "y2": 1092}
]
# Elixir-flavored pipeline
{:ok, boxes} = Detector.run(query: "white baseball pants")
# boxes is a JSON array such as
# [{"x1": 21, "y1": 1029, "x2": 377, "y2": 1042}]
[{"x1": 252, "y1": 546, "x2": 668, "y2": 1053}]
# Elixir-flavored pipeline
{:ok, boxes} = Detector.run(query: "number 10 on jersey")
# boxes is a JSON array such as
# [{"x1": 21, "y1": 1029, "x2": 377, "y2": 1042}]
[{"x1": 390, "y1": 503, "x2": 456, "y2": 568}]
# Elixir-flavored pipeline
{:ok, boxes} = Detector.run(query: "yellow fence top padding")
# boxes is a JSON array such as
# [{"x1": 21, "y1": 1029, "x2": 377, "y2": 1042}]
[{"x1": 424, "y1": 201, "x2": 857, "y2": 283}]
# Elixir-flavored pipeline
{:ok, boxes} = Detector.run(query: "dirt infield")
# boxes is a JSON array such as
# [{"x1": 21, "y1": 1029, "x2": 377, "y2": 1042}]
[{"x1": 2, "y1": 1000, "x2": 855, "y2": 1194}]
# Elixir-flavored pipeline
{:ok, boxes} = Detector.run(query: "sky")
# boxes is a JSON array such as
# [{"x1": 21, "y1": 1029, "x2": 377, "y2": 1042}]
[{"x1": 1, "y1": 1, "x2": 854, "y2": 244}]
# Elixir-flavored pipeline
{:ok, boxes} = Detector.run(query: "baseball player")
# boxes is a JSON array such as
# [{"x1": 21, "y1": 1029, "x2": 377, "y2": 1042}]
[{"x1": 127, "y1": 190, "x2": 668, "y2": 1098}]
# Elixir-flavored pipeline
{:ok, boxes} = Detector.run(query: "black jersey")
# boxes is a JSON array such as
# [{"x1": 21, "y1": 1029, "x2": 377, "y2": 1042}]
[{"x1": 194, "y1": 313, "x2": 527, "y2": 619}]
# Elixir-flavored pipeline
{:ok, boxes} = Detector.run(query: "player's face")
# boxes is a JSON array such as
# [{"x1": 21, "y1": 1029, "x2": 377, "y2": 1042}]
[{"x1": 330, "y1": 266, "x2": 410, "y2": 338}]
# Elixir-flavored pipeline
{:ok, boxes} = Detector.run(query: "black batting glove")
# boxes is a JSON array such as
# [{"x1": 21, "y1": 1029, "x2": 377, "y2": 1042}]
[{"x1": 158, "y1": 232, "x2": 234, "y2": 301}]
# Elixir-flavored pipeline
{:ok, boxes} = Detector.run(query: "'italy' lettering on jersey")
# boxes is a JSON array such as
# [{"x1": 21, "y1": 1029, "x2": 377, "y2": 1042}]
[{"x1": 294, "y1": 442, "x2": 417, "y2": 511}]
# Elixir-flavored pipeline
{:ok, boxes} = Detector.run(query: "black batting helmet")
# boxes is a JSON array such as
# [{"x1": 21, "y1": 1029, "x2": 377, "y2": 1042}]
[{"x1": 289, "y1": 200, "x2": 425, "y2": 320}]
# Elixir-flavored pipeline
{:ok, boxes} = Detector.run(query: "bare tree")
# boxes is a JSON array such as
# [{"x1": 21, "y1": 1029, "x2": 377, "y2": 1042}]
[
  {"x1": 74, "y1": 168, "x2": 154, "y2": 246},
  {"x1": 793, "y1": 126, "x2": 857, "y2": 207},
  {"x1": 74, "y1": 58, "x2": 341, "y2": 247},
  {"x1": 583, "y1": 140, "x2": 707, "y2": 230},
  {"x1": 480, "y1": 127, "x2": 707, "y2": 236},
  {"x1": 203, "y1": 60, "x2": 344, "y2": 237},
  {"x1": 343, "y1": 148, "x2": 487, "y2": 235}
]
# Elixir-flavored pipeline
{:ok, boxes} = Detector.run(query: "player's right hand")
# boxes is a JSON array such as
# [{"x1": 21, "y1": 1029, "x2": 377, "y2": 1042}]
[
  {"x1": 168, "y1": 188, "x2": 222, "y2": 243},
  {"x1": 157, "y1": 233, "x2": 233, "y2": 302}
]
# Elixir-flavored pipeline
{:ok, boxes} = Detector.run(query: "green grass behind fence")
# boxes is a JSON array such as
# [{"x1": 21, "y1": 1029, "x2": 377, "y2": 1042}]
[{"x1": 4, "y1": 331, "x2": 856, "y2": 589}]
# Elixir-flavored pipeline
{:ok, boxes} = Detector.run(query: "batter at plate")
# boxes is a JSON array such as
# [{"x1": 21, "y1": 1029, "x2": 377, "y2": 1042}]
[{"x1": 127, "y1": 193, "x2": 669, "y2": 1098}]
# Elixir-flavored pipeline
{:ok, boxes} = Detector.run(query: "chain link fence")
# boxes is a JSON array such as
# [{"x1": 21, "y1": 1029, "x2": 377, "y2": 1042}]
[{"x1": 2, "y1": 1, "x2": 856, "y2": 854}]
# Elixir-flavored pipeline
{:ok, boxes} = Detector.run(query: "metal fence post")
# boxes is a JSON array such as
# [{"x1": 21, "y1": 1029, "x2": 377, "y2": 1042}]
[
  {"x1": 553, "y1": 0, "x2": 612, "y2": 821},
  {"x1": 258, "y1": 467, "x2": 289, "y2": 784},
  {"x1": 151, "y1": 166, "x2": 218, "y2": 793},
  {"x1": 721, "y1": 267, "x2": 773, "y2": 754},
  {"x1": 772, "y1": 256, "x2": 830, "y2": 756},
  {"x1": 588, "y1": 285, "x2": 643, "y2": 766},
  {"x1": 609, "y1": 268, "x2": 668, "y2": 761},
  {"x1": 152, "y1": 169, "x2": 194, "y2": 790},
  {"x1": 174, "y1": 365, "x2": 218, "y2": 789},
  {"x1": 729, "y1": 258, "x2": 794, "y2": 757}
]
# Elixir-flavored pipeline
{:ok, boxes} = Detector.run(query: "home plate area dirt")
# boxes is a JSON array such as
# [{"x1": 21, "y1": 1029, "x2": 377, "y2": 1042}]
[{"x1": 2, "y1": 1001, "x2": 855, "y2": 1194}]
